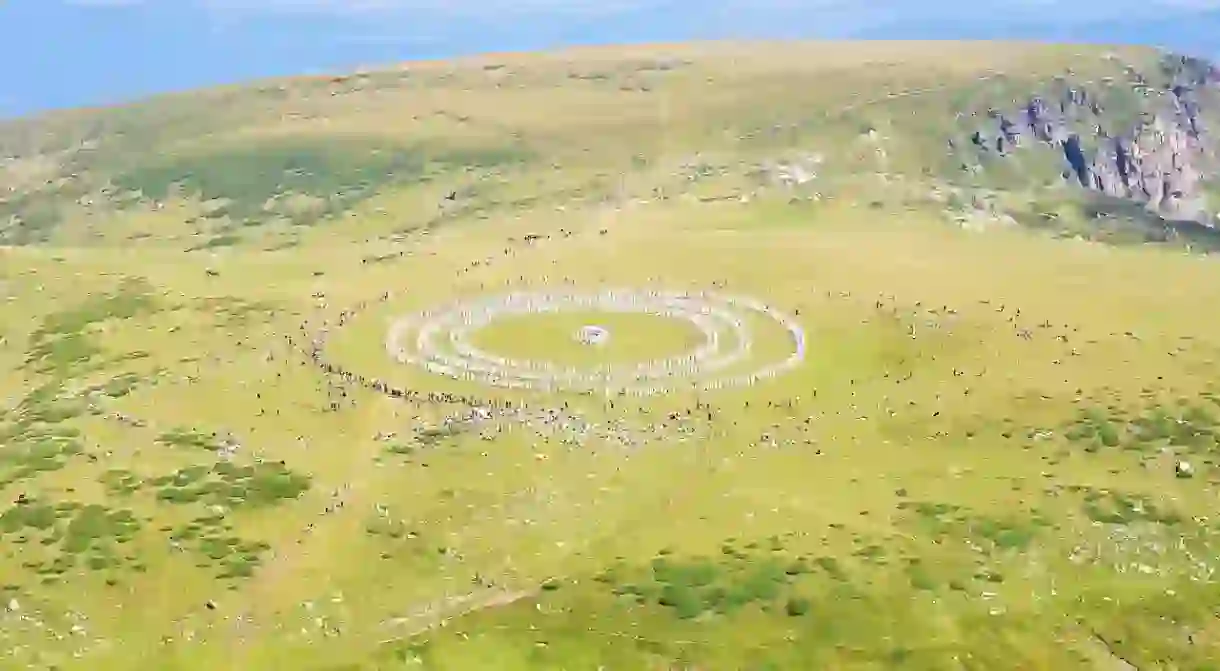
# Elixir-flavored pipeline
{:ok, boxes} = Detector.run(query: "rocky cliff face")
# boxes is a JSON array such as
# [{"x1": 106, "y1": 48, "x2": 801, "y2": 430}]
[{"x1": 965, "y1": 54, "x2": 1220, "y2": 222}]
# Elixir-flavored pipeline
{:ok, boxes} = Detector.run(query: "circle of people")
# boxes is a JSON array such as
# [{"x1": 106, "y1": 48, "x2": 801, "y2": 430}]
[{"x1": 385, "y1": 288, "x2": 807, "y2": 396}]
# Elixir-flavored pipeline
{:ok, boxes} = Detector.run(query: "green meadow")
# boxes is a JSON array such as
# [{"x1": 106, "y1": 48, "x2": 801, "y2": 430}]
[{"x1": 2, "y1": 41, "x2": 1220, "y2": 669}]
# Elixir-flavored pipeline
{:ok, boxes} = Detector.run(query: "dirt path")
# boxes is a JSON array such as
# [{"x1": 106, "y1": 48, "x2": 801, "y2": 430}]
[{"x1": 379, "y1": 587, "x2": 538, "y2": 643}]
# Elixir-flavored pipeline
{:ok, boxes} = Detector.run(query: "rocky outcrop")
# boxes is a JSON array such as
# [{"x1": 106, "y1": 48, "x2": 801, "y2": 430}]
[{"x1": 966, "y1": 55, "x2": 1220, "y2": 222}]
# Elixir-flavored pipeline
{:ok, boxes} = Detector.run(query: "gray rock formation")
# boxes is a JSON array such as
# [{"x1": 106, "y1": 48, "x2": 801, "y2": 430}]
[{"x1": 968, "y1": 55, "x2": 1220, "y2": 222}]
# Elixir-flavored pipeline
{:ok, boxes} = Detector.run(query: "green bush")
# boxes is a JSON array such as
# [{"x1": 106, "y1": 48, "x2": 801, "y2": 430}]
[
  {"x1": 784, "y1": 597, "x2": 811, "y2": 617},
  {"x1": 658, "y1": 583, "x2": 704, "y2": 619}
]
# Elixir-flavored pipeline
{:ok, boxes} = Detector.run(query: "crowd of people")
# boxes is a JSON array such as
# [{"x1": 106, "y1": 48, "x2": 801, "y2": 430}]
[
  {"x1": 383, "y1": 288, "x2": 807, "y2": 396},
  {"x1": 285, "y1": 291, "x2": 507, "y2": 414}
]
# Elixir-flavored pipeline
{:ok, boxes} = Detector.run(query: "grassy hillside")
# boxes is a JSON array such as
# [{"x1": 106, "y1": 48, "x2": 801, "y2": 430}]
[{"x1": 3, "y1": 41, "x2": 1220, "y2": 670}]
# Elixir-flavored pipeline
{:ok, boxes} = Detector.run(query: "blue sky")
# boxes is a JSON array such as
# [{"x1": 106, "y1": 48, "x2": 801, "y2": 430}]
[{"x1": 2, "y1": 0, "x2": 1218, "y2": 118}]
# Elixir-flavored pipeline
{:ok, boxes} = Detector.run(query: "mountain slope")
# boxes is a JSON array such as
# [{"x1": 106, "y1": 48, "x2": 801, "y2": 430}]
[
  {"x1": 3, "y1": 42, "x2": 1220, "y2": 671},
  {"x1": 3, "y1": 41, "x2": 1217, "y2": 250}
]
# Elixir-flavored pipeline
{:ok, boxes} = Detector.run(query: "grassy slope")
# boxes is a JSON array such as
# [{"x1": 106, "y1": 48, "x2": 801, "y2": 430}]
[{"x1": 4, "y1": 41, "x2": 1220, "y2": 670}]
